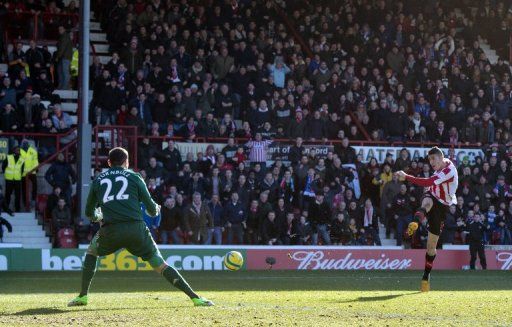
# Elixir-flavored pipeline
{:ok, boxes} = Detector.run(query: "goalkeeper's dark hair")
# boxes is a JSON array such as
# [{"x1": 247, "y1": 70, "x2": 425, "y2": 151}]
[
  {"x1": 109, "y1": 147, "x2": 129, "y2": 166},
  {"x1": 427, "y1": 146, "x2": 443, "y2": 157}
]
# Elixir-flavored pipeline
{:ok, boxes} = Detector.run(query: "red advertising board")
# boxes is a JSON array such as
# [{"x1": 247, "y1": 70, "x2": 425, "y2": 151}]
[{"x1": 246, "y1": 249, "x2": 512, "y2": 270}]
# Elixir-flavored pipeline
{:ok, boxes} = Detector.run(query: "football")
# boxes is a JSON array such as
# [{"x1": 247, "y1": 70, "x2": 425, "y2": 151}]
[{"x1": 224, "y1": 251, "x2": 244, "y2": 271}]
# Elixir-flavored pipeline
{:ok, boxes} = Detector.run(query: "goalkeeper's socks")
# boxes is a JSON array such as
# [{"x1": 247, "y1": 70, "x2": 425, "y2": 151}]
[
  {"x1": 422, "y1": 253, "x2": 436, "y2": 281},
  {"x1": 79, "y1": 254, "x2": 98, "y2": 297},
  {"x1": 162, "y1": 265, "x2": 199, "y2": 299}
]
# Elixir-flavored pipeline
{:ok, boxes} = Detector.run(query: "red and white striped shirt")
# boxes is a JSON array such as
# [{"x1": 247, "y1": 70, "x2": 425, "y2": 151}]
[
  {"x1": 405, "y1": 158, "x2": 458, "y2": 205},
  {"x1": 246, "y1": 139, "x2": 272, "y2": 163}
]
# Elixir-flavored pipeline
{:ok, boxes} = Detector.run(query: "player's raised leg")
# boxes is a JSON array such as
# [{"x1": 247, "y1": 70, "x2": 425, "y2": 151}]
[{"x1": 407, "y1": 196, "x2": 433, "y2": 237}]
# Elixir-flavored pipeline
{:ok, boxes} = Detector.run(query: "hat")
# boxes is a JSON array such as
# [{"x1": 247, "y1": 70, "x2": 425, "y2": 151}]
[
  {"x1": 462, "y1": 156, "x2": 469, "y2": 162},
  {"x1": 190, "y1": 83, "x2": 198, "y2": 89},
  {"x1": 32, "y1": 94, "x2": 41, "y2": 98},
  {"x1": 498, "y1": 175, "x2": 505, "y2": 180}
]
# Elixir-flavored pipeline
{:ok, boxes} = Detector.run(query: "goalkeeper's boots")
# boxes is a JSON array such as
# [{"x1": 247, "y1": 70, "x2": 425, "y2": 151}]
[
  {"x1": 68, "y1": 295, "x2": 88, "y2": 307},
  {"x1": 192, "y1": 297, "x2": 214, "y2": 307},
  {"x1": 420, "y1": 278, "x2": 430, "y2": 292}
]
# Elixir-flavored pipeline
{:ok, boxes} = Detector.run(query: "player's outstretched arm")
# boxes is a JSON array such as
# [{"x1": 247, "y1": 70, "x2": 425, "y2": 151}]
[{"x1": 394, "y1": 171, "x2": 437, "y2": 187}]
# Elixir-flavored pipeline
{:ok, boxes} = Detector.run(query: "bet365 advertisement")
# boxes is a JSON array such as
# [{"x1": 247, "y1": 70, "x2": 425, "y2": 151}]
[
  {"x1": 0, "y1": 248, "x2": 246, "y2": 271},
  {"x1": 1, "y1": 247, "x2": 512, "y2": 271}
]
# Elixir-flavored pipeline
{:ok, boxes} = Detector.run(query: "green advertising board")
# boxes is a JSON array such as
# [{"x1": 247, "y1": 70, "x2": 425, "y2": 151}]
[
  {"x1": 0, "y1": 248, "x2": 246, "y2": 272},
  {"x1": 0, "y1": 137, "x2": 8, "y2": 164}
]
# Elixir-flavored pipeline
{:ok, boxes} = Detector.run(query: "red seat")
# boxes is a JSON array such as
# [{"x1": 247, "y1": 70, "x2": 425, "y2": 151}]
[
  {"x1": 59, "y1": 236, "x2": 77, "y2": 248},
  {"x1": 36, "y1": 194, "x2": 48, "y2": 215},
  {"x1": 58, "y1": 228, "x2": 75, "y2": 239}
]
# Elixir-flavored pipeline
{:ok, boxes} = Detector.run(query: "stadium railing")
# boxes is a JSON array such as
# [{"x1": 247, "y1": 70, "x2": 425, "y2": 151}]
[
  {"x1": 4, "y1": 11, "x2": 79, "y2": 44},
  {"x1": 0, "y1": 128, "x2": 78, "y2": 212},
  {"x1": 91, "y1": 125, "x2": 479, "y2": 169}
]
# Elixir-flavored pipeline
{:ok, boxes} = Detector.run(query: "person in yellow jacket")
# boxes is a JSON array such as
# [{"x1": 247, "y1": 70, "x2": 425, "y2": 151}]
[
  {"x1": 2, "y1": 147, "x2": 24, "y2": 212},
  {"x1": 372, "y1": 163, "x2": 393, "y2": 196},
  {"x1": 20, "y1": 140, "x2": 39, "y2": 208},
  {"x1": 70, "y1": 49, "x2": 79, "y2": 77}
]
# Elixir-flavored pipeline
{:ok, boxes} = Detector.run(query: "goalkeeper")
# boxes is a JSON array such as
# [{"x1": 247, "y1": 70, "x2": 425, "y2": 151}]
[{"x1": 68, "y1": 147, "x2": 213, "y2": 307}]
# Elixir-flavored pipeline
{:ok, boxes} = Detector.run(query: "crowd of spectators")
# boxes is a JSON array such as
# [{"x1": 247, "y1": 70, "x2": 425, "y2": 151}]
[{"x1": 1, "y1": 0, "x2": 512, "y2": 247}]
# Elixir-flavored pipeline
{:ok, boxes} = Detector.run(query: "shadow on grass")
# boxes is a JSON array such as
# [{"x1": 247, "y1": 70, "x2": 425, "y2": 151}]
[
  {"x1": 9, "y1": 307, "x2": 163, "y2": 316},
  {"x1": 336, "y1": 292, "x2": 421, "y2": 303},
  {"x1": 11, "y1": 308, "x2": 70, "y2": 316}
]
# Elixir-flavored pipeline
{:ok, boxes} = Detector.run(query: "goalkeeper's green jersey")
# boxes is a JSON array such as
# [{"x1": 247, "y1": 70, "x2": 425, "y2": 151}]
[{"x1": 85, "y1": 166, "x2": 158, "y2": 224}]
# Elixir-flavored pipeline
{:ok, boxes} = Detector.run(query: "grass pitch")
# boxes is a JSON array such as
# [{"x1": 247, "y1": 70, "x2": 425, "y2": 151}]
[{"x1": 0, "y1": 270, "x2": 511, "y2": 326}]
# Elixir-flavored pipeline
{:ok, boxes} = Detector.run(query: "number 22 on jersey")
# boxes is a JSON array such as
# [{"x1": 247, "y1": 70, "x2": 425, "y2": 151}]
[{"x1": 100, "y1": 176, "x2": 129, "y2": 203}]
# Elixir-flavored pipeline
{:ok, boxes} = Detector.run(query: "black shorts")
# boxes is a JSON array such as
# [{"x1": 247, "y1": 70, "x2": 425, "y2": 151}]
[{"x1": 422, "y1": 193, "x2": 448, "y2": 236}]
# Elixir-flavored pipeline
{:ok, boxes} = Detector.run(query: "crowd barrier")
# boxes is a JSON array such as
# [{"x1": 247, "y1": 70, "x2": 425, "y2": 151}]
[{"x1": 0, "y1": 246, "x2": 510, "y2": 271}]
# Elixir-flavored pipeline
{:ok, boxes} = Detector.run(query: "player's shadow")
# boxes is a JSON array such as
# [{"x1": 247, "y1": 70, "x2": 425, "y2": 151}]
[
  {"x1": 10, "y1": 307, "x2": 158, "y2": 316},
  {"x1": 337, "y1": 292, "x2": 421, "y2": 303},
  {"x1": 11, "y1": 308, "x2": 70, "y2": 316}
]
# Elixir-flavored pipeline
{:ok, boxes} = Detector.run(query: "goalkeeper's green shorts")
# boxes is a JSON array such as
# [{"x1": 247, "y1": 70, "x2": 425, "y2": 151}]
[{"x1": 88, "y1": 221, "x2": 160, "y2": 261}]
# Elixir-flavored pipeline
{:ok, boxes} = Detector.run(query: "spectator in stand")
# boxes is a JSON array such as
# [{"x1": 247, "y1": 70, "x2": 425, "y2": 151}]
[
  {"x1": 55, "y1": 25, "x2": 73, "y2": 90},
  {"x1": 159, "y1": 197, "x2": 184, "y2": 245},
  {"x1": 2, "y1": 146, "x2": 24, "y2": 212},
  {"x1": 392, "y1": 184, "x2": 413, "y2": 246},
  {"x1": 246, "y1": 133, "x2": 272, "y2": 170},
  {"x1": 184, "y1": 192, "x2": 212, "y2": 245},
  {"x1": 495, "y1": 210, "x2": 512, "y2": 245},
  {"x1": 224, "y1": 192, "x2": 246, "y2": 245},
  {"x1": 0, "y1": 77, "x2": 16, "y2": 109},
  {"x1": 309, "y1": 192, "x2": 332, "y2": 245},
  {"x1": 44, "y1": 153, "x2": 76, "y2": 205},
  {"x1": 260, "y1": 211, "x2": 281, "y2": 245},
  {"x1": 331, "y1": 211, "x2": 350, "y2": 245},
  {"x1": 360, "y1": 198, "x2": 382, "y2": 246},
  {"x1": 207, "y1": 194, "x2": 224, "y2": 245},
  {"x1": 47, "y1": 186, "x2": 63, "y2": 214},
  {"x1": 0, "y1": 103, "x2": 19, "y2": 132},
  {"x1": 52, "y1": 198, "x2": 71, "y2": 230},
  {"x1": 467, "y1": 213, "x2": 488, "y2": 270}
]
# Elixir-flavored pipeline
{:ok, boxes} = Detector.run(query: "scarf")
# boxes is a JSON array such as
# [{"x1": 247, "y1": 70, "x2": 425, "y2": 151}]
[{"x1": 364, "y1": 206, "x2": 373, "y2": 227}]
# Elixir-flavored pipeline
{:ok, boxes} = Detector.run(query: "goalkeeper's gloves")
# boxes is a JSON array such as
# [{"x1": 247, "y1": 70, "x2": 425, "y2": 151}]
[
  {"x1": 145, "y1": 204, "x2": 161, "y2": 217},
  {"x1": 91, "y1": 207, "x2": 103, "y2": 223}
]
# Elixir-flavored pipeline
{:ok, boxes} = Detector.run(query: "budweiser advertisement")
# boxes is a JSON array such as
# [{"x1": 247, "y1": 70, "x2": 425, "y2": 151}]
[{"x1": 246, "y1": 249, "x2": 512, "y2": 270}]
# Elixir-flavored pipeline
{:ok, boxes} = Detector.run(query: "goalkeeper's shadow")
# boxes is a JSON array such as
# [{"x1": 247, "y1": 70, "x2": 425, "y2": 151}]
[
  {"x1": 9, "y1": 306, "x2": 165, "y2": 316},
  {"x1": 335, "y1": 291, "x2": 421, "y2": 303}
]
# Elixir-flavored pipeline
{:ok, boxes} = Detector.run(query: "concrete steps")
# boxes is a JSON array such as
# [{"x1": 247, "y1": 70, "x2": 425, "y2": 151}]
[{"x1": 1, "y1": 213, "x2": 51, "y2": 249}]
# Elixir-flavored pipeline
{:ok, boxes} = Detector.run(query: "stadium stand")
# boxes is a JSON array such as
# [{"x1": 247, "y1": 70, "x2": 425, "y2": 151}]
[{"x1": 1, "y1": 0, "x2": 512, "y2": 248}]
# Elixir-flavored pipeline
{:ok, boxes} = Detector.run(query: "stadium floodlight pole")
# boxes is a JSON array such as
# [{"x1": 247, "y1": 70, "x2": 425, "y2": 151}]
[{"x1": 77, "y1": 0, "x2": 92, "y2": 224}]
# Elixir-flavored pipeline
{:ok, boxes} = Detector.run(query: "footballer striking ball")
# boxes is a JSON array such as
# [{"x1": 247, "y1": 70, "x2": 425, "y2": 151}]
[{"x1": 224, "y1": 251, "x2": 244, "y2": 271}]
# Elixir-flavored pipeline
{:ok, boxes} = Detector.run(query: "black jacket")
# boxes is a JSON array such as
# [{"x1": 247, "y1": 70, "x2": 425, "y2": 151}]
[
  {"x1": 261, "y1": 217, "x2": 281, "y2": 244},
  {"x1": 309, "y1": 201, "x2": 332, "y2": 226},
  {"x1": 44, "y1": 161, "x2": 76, "y2": 190},
  {"x1": 466, "y1": 220, "x2": 488, "y2": 243}
]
